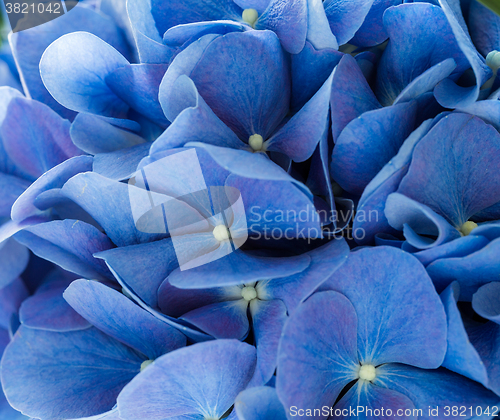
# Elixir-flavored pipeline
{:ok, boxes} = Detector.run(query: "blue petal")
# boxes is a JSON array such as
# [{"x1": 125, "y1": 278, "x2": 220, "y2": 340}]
[
  {"x1": 93, "y1": 143, "x2": 151, "y2": 182},
  {"x1": 40, "y1": 32, "x2": 129, "y2": 118},
  {"x1": 61, "y1": 172, "x2": 167, "y2": 247},
  {"x1": 168, "y1": 248, "x2": 310, "y2": 288},
  {"x1": 106, "y1": 64, "x2": 170, "y2": 127},
  {"x1": 1, "y1": 97, "x2": 81, "y2": 180},
  {"x1": 0, "y1": 239, "x2": 29, "y2": 289},
  {"x1": 0, "y1": 174, "x2": 29, "y2": 217},
  {"x1": 276, "y1": 291, "x2": 358, "y2": 415},
  {"x1": 324, "y1": 0, "x2": 375, "y2": 46},
  {"x1": 426, "y1": 237, "x2": 500, "y2": 300},
  {"x1": 472, "y1": 282, "x2": 500, "y2": 324},
  {"x1": 440, "y1": 282, "x2": 489, "y2": 385},
  {"x1": 234, "y1": 387, "x2": 287, "y2": 420},
  {"x1": 70, "y1": 113, "x2": 146, "y2": 155},
  {"x1": 117, "y1": 340, "x2": 256, "y2": 419},
  {"x1": 375, "y1": 364, "x2": 500, "y2": 415},
  {"x1": 434, "y1": 0, "x2": 492, "y2": 108},
  {"x1": 397, "y1": 113, "x2": 500, "y2": 227},
  {"x1": 14, "y1": 220, "x2": 114, "y2": 281},
  {"x1": 64, "y1": 280, "x2": 186, "y2": 359},
  {"x1": 181, "y1": 299, "x2": 249, "y2": 339},
  {"x1": 8, "y1": 5, "x2": 131, "y2": 119},
  {"x1": 321, "y1": 246, "x2": 447, "y2": 368},
  {"x1": 233, "y1": 0, "x2": 270, "y2": 13},
  {"x1": 331, "y1": 101, "x2": 417, "y2": 195},
  {"x1": 385, "y1": 193, "x2": 461, "y2": 249},
  {"x1": 375, "y1": 3, "x2": 471, "y2": 106},
  {"x1": 0, "y1": 277, "x2": 28, "y2": 330},
  {"x1": 11, "y1": 156, "x2": 92, "y2": 223},
  {"x1": 249, "y1": 299, "x2": 288, "y2": 387},
  {"x1": 330, "y1": 55, "x2": 381, "y2": 142},
  {"x1": 468, "y1": 0, "x2": 500, "y2": 57},
  {"x1": 304, "y1": 0, "x2": 338, "y2": 50},
  {"x1": 1, "y1": 325, "x2": 143, "y2": 419}
]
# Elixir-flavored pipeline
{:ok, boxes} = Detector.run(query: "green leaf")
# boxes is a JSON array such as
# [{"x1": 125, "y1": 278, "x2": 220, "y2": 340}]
[{"x1": 478, "y1": 0, "x2": 500, "y2": 16}]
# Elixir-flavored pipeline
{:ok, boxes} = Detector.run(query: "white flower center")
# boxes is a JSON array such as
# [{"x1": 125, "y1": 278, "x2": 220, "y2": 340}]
[
  {"x1": 249, "y1": 134, "x2": 266, "y2": 152},
  {"x1": 358, "y1": 364, "x2": 376, "y2": 382},
  {"x1": 213, "y1": 224, "x2": 230, "y2": 242},
  {"x1": 459, "y1": 221, "x2": 478, "y2": 236},
  {"x1": 140, "y1": 360, "x2": 154, "y2": 371},
  {"x1": 241, "y1": 286, "x2": 258, "y2": 301},
  {"x1": 242, "y1": 8, "x2": 259, "y2": 28},
  {"x1": 487, "y1": 50, "x2": 500, "y2": 73}
]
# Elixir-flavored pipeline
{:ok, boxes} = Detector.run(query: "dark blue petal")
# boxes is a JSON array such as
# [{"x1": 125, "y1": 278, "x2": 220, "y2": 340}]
[
  {"x1": 321, "y1": 246, "x2": 447, "y2": 368},
  {"x1": 385, "y1": 193, "x2": 461, "y2": 249},
  {"x1": 440, "y1": 282, "x2": 489, "y2": 385},
  {"x1": 14, "y1": 220, "x2": 114, "y2": 281},
  {"x1": 40, "y1": 32, "x2": 129, "y2": 118},
  {"x1": 397, "y1": 113, "x2": 500, "y2": 227},
  {"x1": 330, "y1": 55, "x2": 381, "y2": 142},
  {"x1": 70, "y1": 113, "x2": 146, "y2": 155},
  {"x1": 276, "y1": 291, "x2": 358, "y2": 415},
  {"x1": 64, "y1": 280, "x2": 186, "y2": 359},
  {"x1": 331, "y1": 101, "x2": 417, "y2": 195},
  {"x1": 11, "y1": 156, "x2": 92, "y2": 223},
  {"x1": 426, "y1": 237, "x2": 500, "y2": 300},
  {"x1": 468, "y1": 0, "x2": 500, "y2": 57},
  {"x1": 106, "y1": 64, "x2": 170, "y2": 127},
  {"x1": 234, "y1": 387, "x2": 286, "y2": 420},
  {"x1": 117, "y1": 340, "x2": 256, "y2": 419},
  {"x1": 9, "y1": 5, "x2": 131, "y2": 118},
  {"x1": 0, "y1": 239, "x2": 29, "y2": 289},
  {"x1": 1, "y1": 326, "x2": 143, "y2": 419}
]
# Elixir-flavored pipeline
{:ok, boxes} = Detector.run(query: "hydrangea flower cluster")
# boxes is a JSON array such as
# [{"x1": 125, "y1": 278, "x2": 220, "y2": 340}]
[{"x1": 1, "y1": 0, "x2": 500, "y2": 418}]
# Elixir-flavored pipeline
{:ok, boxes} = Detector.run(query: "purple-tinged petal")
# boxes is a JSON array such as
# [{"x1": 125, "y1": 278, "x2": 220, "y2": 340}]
[
  {"x1": 95, "y1": 238, "x2": 177, "y2": 308},
  {"x1": 14, "y1": 220, "x2": 114, "y2": 281},
  {"x1": 375, "y1": 364, "x2": 500, "y2": 415},
  {"x1": 8, "y1": 6, "x2": 131, "y2": 119},
  {"x1": 0, "y1": 277, "x2": 28, "y2": 330},
  {"x1": 0, "y1": 174, "x2": 29, "y2": 217},
  {"x1": 117, "y1": 340, "x2": 256, "y2": 420},
  {"x1": 19, "y1": 283, "x2": 90, "y2": 333},
  {"x1": 276, "y1": 291, "x2": 359, "y2": 416},
  {"x1": 11, "y1": 156, "x2": 92, "y2": 223},
  {"x1": 62, "y1": 172, "x2": 167, "y2": 247},
  {"x1": 469, "y1": 0, "x2": 500, "y2": 57},
  {"x1": 331, "y1": 101, "x2": 417, "y2": 195},
  {"x1": 266, "y1": 68, "x2": 334, "y2": 162},
  {"x1": 472, "y1": 282, "x2": 500, "y2": 324},
  {"x1": 291, "y1": 41, "x2": 342, "y2": 112},
  {"x1": 262, "y1": 238, "x2": 349, "y2": 312},
  {"x1": 1, "y1": 97, "x2": 80, "y2": 180},
  {"x1": 188, "y1": 31, "x2": 290, "y2": 140},
  {"x1": 375, "y1": 3, "x2": 471, "y2": 106},
  {"x1": 70, "y1": 113, "x2": 146, "y2": 155},
  {"x1": 321, "y1": 247, "x2": 447, "y2": 368},
  {"x1": 181, "y1": 299, "x2": 249, "y2": 339},
  {"x1": 330, "y1": 55, "x2": 381, "y2": 142},
  {"x1": 163, "y1": 20, "x2": 246, "y2": 48},
  {"x1": 168, "y1": 249, "x2": 310, "y2": 288},
  {"x1": 414, "y1": 235, "x2": 489, "y2": 266},
  {"x1": 0, "y1": 239, "x2": 29, "y2": 289},
  {"x1": 334, "y1": 381, "x2": 416, "y2": 420},
  {"x1": 385, "y1": 193, "x2": 462, "y2": 249},
  {"x1": 434, "y1": 0, "x2": 492, "y2": 108},
  {"x1": 397, "y1": 113, "x2": 500, "y2": 227},
  {"x1": 92, "y1": 143, "x2": 151, "y2": 181},
  {"x1": 1, "y1": 326, "x2": 143, "y2": 419},
  {"x1": 106, "y1": 64, "x2": 169, "y2": 127},
  {"x1": 40, "y1": 32, "x2": 129, "y2": 118},
  {"x1": 64, "y1": 280, "x2": 186, "y2": 359},
  {"x1": 153, "y1": 75, "x2": 244, "y2": 153},
  {"x1": 324, "y1": 0, "x2": 375, "y2": 46},
  {"x1": 248, "y1": 299, "x2": 287, "y2": 387},
  {"x1": 353, "y1": 118, "x2": 435, "y2": 245},
  {"x1": 440, "y1": 282, "x2": 489, "y2": 386},
  {"x1": 235, "y1": 387, "x2": 286, "y2": 420},
  {"x1": 426, "y1": 237, "x2": 500, "y2": 300}
]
